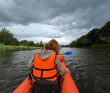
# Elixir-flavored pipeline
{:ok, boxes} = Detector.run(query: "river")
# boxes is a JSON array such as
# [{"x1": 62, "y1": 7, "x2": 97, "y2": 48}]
[{"x1": 0, "y1": 48, "x2": 110, "y2": 93}]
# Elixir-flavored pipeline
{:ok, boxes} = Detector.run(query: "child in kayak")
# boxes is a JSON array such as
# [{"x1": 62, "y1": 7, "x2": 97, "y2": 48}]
[{"x1": 27, "y1": 39, "x2": 70, "y2": 93}]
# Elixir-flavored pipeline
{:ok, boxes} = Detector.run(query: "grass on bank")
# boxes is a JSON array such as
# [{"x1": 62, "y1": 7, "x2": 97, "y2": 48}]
[{"x1": 0, "y1": 44, "x2": 41, "y2": 52}]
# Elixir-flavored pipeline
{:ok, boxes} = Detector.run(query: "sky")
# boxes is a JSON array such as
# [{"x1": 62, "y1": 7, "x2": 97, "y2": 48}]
[{"x1": 0, "y1": 0, "x2": 110, "y2": 45}]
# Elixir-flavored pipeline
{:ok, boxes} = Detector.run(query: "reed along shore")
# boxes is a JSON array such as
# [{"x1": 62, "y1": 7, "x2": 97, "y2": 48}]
[{"x1": 0, "y1": 44, "x2": 41, "y2": 52}]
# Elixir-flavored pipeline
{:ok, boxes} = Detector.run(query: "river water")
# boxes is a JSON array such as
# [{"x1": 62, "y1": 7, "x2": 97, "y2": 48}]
[{"x1": 0, "y1": 48, "x2": 110, "y2": 93}]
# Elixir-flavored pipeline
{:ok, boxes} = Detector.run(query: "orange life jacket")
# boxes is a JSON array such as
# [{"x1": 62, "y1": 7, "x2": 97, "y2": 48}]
[{"x1": 32, "y1": 52, "x2": 58, "y2": 81}]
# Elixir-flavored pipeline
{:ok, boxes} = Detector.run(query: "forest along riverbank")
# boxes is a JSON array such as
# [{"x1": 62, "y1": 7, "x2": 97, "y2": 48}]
[{"x1": 0, "y1": 44, "x2": 41, "y2": 52}]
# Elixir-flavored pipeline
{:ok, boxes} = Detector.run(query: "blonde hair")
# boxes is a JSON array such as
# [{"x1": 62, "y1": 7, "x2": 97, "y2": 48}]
[{"x1": 43, "y1": 39, "x2": 61, "y2": 55}]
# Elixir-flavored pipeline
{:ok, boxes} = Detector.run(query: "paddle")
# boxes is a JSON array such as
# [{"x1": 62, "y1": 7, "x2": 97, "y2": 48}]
[{"x1": 64, "y1": 51, "x2": 72, "y2": 55}]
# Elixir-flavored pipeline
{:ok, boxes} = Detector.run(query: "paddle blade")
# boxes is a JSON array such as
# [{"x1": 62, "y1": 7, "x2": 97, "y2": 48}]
[{"x1": 64, "y1": 51, "x2": 72, "y2": 55}]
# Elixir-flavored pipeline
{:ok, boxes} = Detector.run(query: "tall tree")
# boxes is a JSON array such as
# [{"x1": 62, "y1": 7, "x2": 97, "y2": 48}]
[{"x1": 0, "y1": 28, "x2": 14, "y2": 45}]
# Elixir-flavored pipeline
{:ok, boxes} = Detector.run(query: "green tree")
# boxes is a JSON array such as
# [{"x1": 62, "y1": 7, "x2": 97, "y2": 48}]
[
  {"x1": 36, "y1": 42, "x2": 39, "y2": 47},
  {"x1": 28, "y1": 41, "x2": 35, "y2": 46},
  {"x1": 86, "y1": 28, "x2": 99, "y2": 43},
  {"x1": 82, "y1": 38, "x2": 92, "y2": 46},
  {"x1": 12, "y1": 38, "x2": 20, "y2": 46},
  {"x1": 20, "y1": 40, "x2": 29, "y2": 46},
  {"x1": 40, "y1": 41, "x2": 43, "y2": 46},
  {"x1": 0, "y1": 28, "x2": 14, "y2": 45},
  {"x1": 99, "y1": 21, "x2": 110, "y2": 44}
]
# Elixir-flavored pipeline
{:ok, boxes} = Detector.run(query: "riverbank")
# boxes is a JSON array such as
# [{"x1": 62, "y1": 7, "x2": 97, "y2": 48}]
[
  {"x1": 70, "y1": 44, "x2": 110, "y2": 48},
  {"x1": 0, "y1": 44, "x2": 41, "y2": 52},
  {"x1": 90, "y1": 44, "x2": 110, "y2": 48}
]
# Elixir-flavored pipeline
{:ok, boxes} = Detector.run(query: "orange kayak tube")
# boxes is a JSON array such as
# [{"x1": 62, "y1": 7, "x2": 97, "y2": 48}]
[
  {"x1": 60, "y1": 62, "x2": 79, "y2": 93},
  {"x1": 13, "y1": 55, "x2": 79, "y2": 93},
  {"x1": 58, "y1": 55, "x2": 79, "y2": 93},
  {"x1": 13, "y1": 77, "x2": 32, "y2": 93}
]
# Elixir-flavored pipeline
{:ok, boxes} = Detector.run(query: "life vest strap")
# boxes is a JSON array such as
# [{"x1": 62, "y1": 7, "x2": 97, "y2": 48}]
[
  {"x1": 33, "y1": 67, "x2": 56, "y2": 71},
  {"x1": 32, "y1": 73, "x2": 58, "y2": 80}
]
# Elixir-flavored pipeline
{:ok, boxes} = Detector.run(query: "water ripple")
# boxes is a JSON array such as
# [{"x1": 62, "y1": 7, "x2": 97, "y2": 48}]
[{"x1": 0, "y1": 48, "x2": 110, "y2": 93}]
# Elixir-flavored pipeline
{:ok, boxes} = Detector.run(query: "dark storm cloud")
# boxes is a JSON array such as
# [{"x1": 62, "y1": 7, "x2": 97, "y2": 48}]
[
  {"x1": 0, "y1": 12, "x2": 12, "y2": 22},
  {"x1": 0, "y1": 0, "x2": 109, "y2": 25},
  {"x1": 48, "y1": 0, "x2": 110, "y2": 30},
  {"x1": 0, "y1": 0, "x2": 110, "y2": 43}
]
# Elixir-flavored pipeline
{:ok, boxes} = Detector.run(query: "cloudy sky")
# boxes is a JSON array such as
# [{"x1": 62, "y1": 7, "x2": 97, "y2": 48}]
[{"x1": 0, "y1": 0, "x2": 110, "y2": 45}]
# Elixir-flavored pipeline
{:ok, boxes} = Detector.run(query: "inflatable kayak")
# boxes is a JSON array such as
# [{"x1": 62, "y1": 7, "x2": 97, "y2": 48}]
[{"x1": 13, "y1": 55, "x2": 79, "y2": 93}]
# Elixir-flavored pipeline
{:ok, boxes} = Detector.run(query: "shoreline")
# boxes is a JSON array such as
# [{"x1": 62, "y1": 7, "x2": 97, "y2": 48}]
[
  {"x1": 0, "y1": 44, "x2": 41, "y2": 52},
  {"x1": 70, "y1": 44, "x2": 110, "y2": 48}
]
